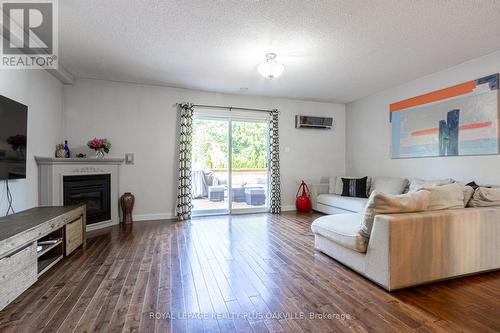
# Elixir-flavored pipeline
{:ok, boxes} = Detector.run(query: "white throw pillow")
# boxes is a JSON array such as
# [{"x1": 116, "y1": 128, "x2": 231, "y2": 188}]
[
  {"x1": 423, "y1": 183, "x2": 465, "y2": 210},
  {"x1": 468, "y1": 187, "x2": 500, "y2": 207},
  {"x1": 333, "y1": 176, "x2": 372, "y2": 196},
  {"x1": 328, "y1": 177, "x2": 336, "y2": 194},
  {"x1": 370, "y1": 177, "x2": 409, "y2": 195},
  {"x1": 359, "y1": 190, "x2": 431, "y2": 238},
  {"x1": 408, "y1": 178, "x2": 454, "y2": 192}
]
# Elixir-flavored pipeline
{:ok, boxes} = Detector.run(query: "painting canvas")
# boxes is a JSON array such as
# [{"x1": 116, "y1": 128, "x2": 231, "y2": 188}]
[{"x1": 390, "y1": 74, "x2": 499, "y2": 159}]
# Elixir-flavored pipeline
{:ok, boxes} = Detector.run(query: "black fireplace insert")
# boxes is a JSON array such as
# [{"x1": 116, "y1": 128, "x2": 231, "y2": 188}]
[{"x1": 63, "y1": 174, "x2": 111, "y2": 225}]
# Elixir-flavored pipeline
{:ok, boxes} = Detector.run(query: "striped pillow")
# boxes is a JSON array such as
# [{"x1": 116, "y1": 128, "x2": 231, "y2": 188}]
[{"x1": 341, "y1": 177, "x2": 368, "y2": 198}]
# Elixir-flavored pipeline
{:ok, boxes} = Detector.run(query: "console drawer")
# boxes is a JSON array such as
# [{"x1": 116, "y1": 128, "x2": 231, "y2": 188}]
[
  {"x1": 65, "y1": 217, "x2": 83, "y2": 256},
  {"x1": 0, "y1": 242, "x2": 37, "y2": 310}
]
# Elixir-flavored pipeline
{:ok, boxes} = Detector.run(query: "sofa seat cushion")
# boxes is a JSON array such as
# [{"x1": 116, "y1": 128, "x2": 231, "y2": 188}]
[
  {"x1": 311, "y1": 214, "x2": 368, "y2": 253},
  {"x1": 317, "y1": 194, "x2": 368, "y2": 213}
]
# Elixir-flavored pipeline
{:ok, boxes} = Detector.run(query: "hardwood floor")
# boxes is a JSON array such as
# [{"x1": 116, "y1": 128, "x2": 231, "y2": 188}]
[{"x1": 1, "y1": 212, "x2": 499, "y2": 332}]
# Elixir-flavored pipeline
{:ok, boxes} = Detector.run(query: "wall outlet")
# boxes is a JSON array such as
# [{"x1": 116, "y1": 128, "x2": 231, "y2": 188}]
[{"x1": 125, "y1": 153, "x2": 134, "y2": 165}]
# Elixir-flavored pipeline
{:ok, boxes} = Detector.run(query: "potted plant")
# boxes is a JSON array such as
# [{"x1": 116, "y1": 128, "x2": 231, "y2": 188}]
[{"x1": 87, "y1": 138, "x2": 111, "y2": 158}]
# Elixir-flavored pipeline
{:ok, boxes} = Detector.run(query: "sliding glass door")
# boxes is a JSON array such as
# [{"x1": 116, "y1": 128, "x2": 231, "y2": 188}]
[
  {"x1": 230, "y1": 119, "x2": 268, "y2": 213},
  {"x1": 191, "y1": 117, "x2": 230, "y2": 215},
  {"x1": 191, "y1": 113, "x2": 269, "y2": 216}
]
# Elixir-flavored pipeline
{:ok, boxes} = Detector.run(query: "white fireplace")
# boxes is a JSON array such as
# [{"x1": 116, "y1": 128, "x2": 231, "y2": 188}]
[{"x1": 35, "y1": 157, "x2": 124, "y2": 231}]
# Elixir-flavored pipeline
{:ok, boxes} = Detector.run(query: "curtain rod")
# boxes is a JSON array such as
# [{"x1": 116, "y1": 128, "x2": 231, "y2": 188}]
[{"x1": 177, "y1": 103, "x2": 276, "y2": 113}]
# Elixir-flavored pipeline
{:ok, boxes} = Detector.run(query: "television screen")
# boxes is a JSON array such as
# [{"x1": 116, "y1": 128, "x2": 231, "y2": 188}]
[{"x1": 0, "y1": 95, "x2": 28, "y2": 180}]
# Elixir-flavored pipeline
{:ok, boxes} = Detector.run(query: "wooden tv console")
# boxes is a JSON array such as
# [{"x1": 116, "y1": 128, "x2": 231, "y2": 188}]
[{"x1": 0, "y1": 205, "x2": 86, "y2": 311}]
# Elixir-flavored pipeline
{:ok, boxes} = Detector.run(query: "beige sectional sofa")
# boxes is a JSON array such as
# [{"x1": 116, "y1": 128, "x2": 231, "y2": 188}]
[
  {"x1": 312, "y1": 206, "x2": 500, "y2": 291},
  {"x1": 311, "y1": 176, "x2": 408, "y2": 214},
  {"x1": 310, "y1": 176, "x2": 500, "y2": 291}
]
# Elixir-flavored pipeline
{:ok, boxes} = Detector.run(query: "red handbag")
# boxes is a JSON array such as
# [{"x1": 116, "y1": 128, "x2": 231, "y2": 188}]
[{"x1": 296, "y1": 180, "x2": 312, "y2": 212}]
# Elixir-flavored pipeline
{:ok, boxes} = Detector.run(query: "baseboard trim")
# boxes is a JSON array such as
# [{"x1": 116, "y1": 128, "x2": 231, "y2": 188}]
[
  {"x1": 133, "y1": 213, "x2": 176, "y2": 222},
  {"x1": 281, "y1": 205, "x2": 296, "y2": 212},
  {"x1": 86, "y1": 219, "x2": 117, "y2": 232},
  {"x1": 132, "y1": 207, "x2": 295, "y2": 222}
]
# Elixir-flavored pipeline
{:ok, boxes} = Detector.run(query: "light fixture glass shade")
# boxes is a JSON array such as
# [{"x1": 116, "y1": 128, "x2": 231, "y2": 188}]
[{"x1": 257, "y1": 53, "x2": 285, "y2": 79}]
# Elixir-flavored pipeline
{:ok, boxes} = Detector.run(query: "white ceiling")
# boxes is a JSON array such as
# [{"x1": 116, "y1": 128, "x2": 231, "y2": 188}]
[{"x1": 60, "y1": 0, "x2": 500, "y2": 103}]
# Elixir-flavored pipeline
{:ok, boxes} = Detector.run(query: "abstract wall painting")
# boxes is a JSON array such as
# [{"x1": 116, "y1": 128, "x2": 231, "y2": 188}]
[{"x1": 390, "y1": 74, "x2": 499, "y2": 159}]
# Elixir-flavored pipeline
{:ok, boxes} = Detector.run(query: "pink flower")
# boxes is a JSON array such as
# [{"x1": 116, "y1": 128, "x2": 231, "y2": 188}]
[
  {"x1": 92, "y1": 138, "x2": 103, "y2": 147},
  {"x1": 87, "y1": 138, "x2": 112, "y2": 153}
]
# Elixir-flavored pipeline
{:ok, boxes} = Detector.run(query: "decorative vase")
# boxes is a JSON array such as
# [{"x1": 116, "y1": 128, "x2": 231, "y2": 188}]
[
  {"x1": 95, "y1": 150, "x2": 105, "y2": 159},
  {"x1": 64, "y1": 140, "x2": 71, "y2": 158},
  {"x1": 120, "y1": 192, "x2": 135, "y2": 224}
]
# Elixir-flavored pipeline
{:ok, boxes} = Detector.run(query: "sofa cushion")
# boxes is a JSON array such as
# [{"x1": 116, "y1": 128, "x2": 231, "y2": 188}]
[
  {"x1": 311, "y1": 214, "x2": 368, "y2": 253},
  {"x1": 360, "y1": 190, "x2": 431, "y2": 238},
  {"x1": 341, "y1": 176, "x2": 369, "y2": 198},
  {"x1": 454, "y1": 182, "x2": 479, "y2": 207},
  {"x1": 331, "y1": 176, "x2": 372, "y2": 196},
  {"x1": 466, "y1": 181, "x2": 480, "y2": 190},
  {"x1": 469, "y1": 187, "x2": 500, "y2": 207},
  {"x1": 317, "y1": 194, "x2": 368, "y2": 213},
  {"x1": 424, "y1": 183, "x2": 465, "y2": 210},
  {"x1": 463, "y1": 185, "x2": 475, "y2": 207},
  {"x1": 408, "y1": 178, "x2": 453, "y2": 192},
  {"x1": 370, "y1": 177, "x2": 409, "y2": 195},
  {"x1": 328, "y1": 177, "x2": 337, "y2": 194}
]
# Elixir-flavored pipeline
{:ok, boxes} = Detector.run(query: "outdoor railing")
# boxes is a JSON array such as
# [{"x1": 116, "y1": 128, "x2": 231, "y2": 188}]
[{"x1": 211, "y1": 168, "x2": 267, "y2": 172}]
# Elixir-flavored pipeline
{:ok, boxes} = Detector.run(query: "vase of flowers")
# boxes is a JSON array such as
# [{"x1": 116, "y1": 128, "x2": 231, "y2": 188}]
[{"x1": 87, "y1": 138, "x2": 111, "y2": 158}]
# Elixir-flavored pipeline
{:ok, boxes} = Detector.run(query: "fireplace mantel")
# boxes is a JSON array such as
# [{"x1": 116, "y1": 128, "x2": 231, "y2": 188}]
[
  {"x1": 35, "y1": 157, "x2": 124, "y2": 165},
  {"x1": 35, "y1": 156, "x2": 124, "y2": 231}
]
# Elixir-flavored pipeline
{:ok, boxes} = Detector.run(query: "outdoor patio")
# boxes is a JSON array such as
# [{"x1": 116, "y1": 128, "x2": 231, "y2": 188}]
[{"x1": 191, "y1": 168, "x2": 268, "y2": 212}]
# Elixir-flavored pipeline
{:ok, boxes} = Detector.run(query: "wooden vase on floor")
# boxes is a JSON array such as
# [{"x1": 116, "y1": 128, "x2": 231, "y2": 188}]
[{"x1": 120, "y1": 192, "x2": 135, "y2": 224}]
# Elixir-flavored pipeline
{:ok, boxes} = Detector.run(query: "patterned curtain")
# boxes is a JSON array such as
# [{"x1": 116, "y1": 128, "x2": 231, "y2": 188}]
[
  {"x1": 176, "y1": 103, "x2": 194, "y2": 220},
  {"x1": 269, "y1": 109, "x2": 281, "y2": 214}
]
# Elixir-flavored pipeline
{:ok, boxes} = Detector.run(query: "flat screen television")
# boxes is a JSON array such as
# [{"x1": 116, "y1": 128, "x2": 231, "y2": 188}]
[{"x1": 0, "y1": 95, "x2": 28, "y2": 180}]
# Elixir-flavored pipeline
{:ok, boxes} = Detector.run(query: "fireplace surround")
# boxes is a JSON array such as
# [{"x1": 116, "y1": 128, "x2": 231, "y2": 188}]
[{"x1": 36, "y1": 157, "x2": 123, "y2": 230}]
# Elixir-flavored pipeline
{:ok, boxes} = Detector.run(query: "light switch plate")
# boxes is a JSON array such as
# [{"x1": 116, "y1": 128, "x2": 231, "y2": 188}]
[{"x1": 125, "y1": 153, "x2": 134, "y2": 165}]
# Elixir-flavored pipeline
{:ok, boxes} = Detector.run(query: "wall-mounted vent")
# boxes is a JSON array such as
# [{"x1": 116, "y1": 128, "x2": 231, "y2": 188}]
[{"x1": 295, "y1": 115, "x2": 333, "y2": 129}]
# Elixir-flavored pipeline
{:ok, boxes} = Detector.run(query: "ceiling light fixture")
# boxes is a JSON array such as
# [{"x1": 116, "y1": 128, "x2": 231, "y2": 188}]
[{"x1": 257, "y1": 53, "x2": 285, "y2": 79}]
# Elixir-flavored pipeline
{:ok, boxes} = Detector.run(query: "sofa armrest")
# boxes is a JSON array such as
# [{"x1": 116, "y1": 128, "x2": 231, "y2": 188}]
[
  {"x1": 310, "y1": 183, "x2": 329, "y2": 210},
  {"x1": 369, "y1": 207, "x2": 500, "y2": 290}
]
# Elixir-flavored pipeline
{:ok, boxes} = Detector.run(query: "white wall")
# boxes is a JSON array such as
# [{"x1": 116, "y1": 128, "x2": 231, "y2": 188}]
[
  {"x1": 0, "y1": 70, "x2": 63, "y2": 215},
  {"x1": 63, "y1": 79, "x2": 346, "y2": 219},
  {"x1": 346, "y1": 51, "x2": 500, "y2": 184}
]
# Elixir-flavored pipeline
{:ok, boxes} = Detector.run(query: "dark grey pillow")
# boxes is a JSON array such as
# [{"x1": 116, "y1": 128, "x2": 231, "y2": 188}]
[
  {"x1": 466, "y1": 181, "x2": 479, "y2": 190},
  {"x1": 341, "y1": 176, "x2": 368, "y2": 198}
]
